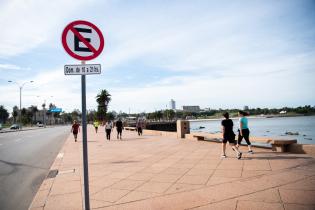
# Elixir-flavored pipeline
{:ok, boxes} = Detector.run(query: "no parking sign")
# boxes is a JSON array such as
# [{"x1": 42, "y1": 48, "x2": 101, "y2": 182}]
[{"x1": 62, "y1": 20, "x2": 104, "y2": 61}]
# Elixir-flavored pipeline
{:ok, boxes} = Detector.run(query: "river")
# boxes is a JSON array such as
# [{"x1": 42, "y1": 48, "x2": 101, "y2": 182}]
[{"x1": 190, "y1": 115, "x2": 315, "y2": 144}]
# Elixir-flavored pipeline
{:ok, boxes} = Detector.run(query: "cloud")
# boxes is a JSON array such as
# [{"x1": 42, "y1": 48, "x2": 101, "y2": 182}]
[
  {"x1": 0, "y1": 0, "x2": 95, "y2": 58},
  {"x1": 0, "y1": 63, "x2": 31, "y2": 71}
]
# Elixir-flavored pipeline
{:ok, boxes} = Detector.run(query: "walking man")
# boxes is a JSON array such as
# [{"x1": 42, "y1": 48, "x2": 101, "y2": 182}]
[
  {"x1": 116, "y1": 118, "x2": 123, "y2": 139},
  {"x1": 71, "y1": 120, "x2": 80, "y2": 142},
  {"x1": 221, "y1": 112, "x2": 242, "y2": 159}
]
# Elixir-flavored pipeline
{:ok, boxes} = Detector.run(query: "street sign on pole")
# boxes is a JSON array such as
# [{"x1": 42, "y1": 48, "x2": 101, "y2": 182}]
[
  {"x1": 62, "y1": 20, "x2": 104, "y2": 61},
  {"x1": 62, "y1": 20, "x2": 105, "y2": 210},
  {"x1": 64, "y1": 64, "x2": 101, "y2": 75}
]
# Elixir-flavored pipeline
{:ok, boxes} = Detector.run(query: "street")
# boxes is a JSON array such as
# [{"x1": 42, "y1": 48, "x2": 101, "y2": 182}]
[{"x1": 0, "y1": 126, "x2": 69, "y2": 210}]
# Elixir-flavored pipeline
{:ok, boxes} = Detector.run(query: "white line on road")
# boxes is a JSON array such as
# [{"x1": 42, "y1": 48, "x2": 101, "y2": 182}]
[{"x1": 15, "y1": 138, "x2": 22, "y2": 142}]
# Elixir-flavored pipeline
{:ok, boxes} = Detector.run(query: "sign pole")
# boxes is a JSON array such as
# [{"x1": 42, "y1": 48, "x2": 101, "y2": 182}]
[{"x1": 81, "y1": 60, "x2": 90, "y2": 210}]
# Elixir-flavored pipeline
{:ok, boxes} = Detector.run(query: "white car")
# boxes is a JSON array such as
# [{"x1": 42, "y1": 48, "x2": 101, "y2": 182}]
[{"x1": 37, "y1": 122, "x2": 44, "y2": 127}]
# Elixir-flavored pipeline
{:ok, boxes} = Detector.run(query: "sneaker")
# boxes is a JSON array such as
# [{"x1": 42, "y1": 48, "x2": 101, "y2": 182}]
[
  {"x1": 221, "y1": 154, "x2": 227, "y2": 158},
  {"x1": 237, "y1": 152, "x2": 242, "y2": 159},
  {"x1": 248, "y1": 150, "x2": 254, "y2": 154}
]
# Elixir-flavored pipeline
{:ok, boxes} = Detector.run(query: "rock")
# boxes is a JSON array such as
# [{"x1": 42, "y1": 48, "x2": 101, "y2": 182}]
[{"x1": 285, "y1": 131, "x2": 299, "y2": 135}]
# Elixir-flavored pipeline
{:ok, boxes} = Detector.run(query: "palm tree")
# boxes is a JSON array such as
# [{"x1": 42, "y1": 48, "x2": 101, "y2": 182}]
[
  {"x1": 96, "y1": 89, "x2": 111, "y2": 121},
  {"x1": 30, "y1": 105, "x2": 38, "y2": 124},
  {"x1": 12, "y1": 106, "x2": 18, "y2": 123}
]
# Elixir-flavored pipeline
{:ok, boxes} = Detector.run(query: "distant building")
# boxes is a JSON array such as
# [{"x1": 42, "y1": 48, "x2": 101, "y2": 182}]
[
  {"x1": 169, "y1": 99, "x2": 176, "y2": 110},
  {"x1": 183, "y1": 106, "x2": 200, "y2": 113},
  {"x1": 243, "y1": 106, "x2": 249, "y2": 110},
  {"x1": 279, "y1": 110, "x2": 287, "y2": 114}
]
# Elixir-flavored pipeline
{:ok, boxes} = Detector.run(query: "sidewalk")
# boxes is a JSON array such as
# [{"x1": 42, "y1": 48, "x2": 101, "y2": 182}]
[{"x1": 29, "y1": 125, "x2": 315, "y2": 210}]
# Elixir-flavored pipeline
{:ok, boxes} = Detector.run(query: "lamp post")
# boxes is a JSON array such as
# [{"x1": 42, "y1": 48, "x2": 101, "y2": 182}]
[
  {"x1": 37, "y1": 95, "x2": 53, "y2": 128},
  {"x1": 8, "y1": 80, "x2": 34, "y2": 130}
]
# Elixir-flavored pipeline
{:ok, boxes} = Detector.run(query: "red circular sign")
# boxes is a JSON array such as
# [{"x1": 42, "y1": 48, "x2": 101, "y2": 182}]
[{"x1": 62, "y1": 20, "x2": 105, "y2": 61}]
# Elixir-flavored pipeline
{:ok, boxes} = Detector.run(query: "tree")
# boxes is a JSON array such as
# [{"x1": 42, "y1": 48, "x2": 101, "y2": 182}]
[
  {"x1": 12, "y1": 106, "x2": 18, "y2": 123},
  {"x1": 0, "y1": 105, "x2": 9, "y2": 124},
  {"x1": 96, "y1": 89, "x2": 111, "y2": 121},
  {"x1": 30, "y1": 105, "x2": 38, "y2": 123}
]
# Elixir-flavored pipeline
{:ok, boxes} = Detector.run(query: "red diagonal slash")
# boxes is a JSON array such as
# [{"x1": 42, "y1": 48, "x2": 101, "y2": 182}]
[{"x1": 70, "y1": 26, "x2": 97, "y2": 54}]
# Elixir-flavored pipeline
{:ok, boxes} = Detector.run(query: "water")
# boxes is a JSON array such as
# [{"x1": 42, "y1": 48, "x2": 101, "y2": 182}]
[{"x1": 190, "y1": 116, "x2": 315, "y2": 144}]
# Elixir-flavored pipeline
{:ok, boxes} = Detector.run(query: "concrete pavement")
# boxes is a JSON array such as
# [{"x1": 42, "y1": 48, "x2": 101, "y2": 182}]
[{"x1": 29, "y1": 125, "x2": 315, "y2": 210}]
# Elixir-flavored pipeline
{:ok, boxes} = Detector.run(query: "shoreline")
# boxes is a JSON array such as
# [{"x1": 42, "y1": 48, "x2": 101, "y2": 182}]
[{"x1": 188, "y1": 113, "x2": 313, "y2": 122}]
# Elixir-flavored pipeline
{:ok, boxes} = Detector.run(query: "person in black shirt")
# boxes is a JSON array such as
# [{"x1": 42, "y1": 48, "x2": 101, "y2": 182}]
[
  {"x1": 221, "y1": 112, "x2": 242, "y2": 159},
  {"x1": 116, "y1": 118, "x2": 123, "y2": 139}
]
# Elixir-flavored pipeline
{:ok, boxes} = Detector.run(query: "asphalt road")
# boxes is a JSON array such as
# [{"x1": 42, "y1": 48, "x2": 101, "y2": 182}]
[{"x1": 0, "y1": 126, "x2": 70, "y2": 210}]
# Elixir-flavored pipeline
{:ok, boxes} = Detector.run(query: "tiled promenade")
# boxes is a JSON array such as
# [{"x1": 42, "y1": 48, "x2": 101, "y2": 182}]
[{"x1": 30, "y1": 126, "x2": 315, "y2": 210}]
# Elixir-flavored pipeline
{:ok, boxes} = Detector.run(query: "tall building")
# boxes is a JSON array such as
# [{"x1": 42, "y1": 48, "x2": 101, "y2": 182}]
[
  {"x1": 169, "y1": 99, "x2": 176, "y2": 110},
  {"x1": 243, "y1": 106, "x2": 249, "y2": 110}
]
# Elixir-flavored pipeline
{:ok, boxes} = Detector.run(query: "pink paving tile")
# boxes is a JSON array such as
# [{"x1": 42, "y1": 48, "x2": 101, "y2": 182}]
[
  {"x1": 91, "y1": 188, "x2": 130, "y2": 203},
  {"x1": 44, "y1": 192, "x2": 83, "y2": 210},
  {"x1": 165, "y1": 183, "x2": 204, "y2": 194},
  {"x1": 117, "y1": 191, "x2": 161, "y2": 204},
  {"x1": 236, "y1": 200, "x2": 284, "y2": 210},
  {"x1": 238, "y1": 188, "x2": 281, "y2": 203},
  {"x1": 110, "y1": 179, "x2": 146, "y2": 190},
  {"x1": 192, "y1": 199, "x2": 237, "y2": 210},
  {"x1": 136, "y1": 181, "x2": 173, "y2": 193},
  {"x1": 186, "y1": 169, "x2": 214, "y2": 176},
  {"x1": 241, "y1": 170, "x2": 271, "y2": 178},
  {"x1": 284, "y1": 204, "x2": 315, "y2": 210},
  {"x1": 49, "y1": 179, "x2": 81, "y2": 195},
  {"x1": 151, "y1": 173, "x2": 182, "y2": 183},
  {"x1": 212, "y1": 169, "x2": 242, "y2": 178},
  {"x1": 279, "y1": 189, "x2": 315, "y2": 205},
  {"x1": 206, "y1": 177, "x2": 240, "y2": 186},
  {"x1": 90, "y1": 199, "x2": 113, "y2": 209},
  {"x1": 177, "y1": 174, "x2": 210, "y2": 185},
  {"x1": 128, "y1": 172, "x2": 155, "y2": 181}
]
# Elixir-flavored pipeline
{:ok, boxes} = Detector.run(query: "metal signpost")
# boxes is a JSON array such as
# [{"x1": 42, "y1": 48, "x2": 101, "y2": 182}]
[{"x1": 62, "y1": 20, "x2": 104, "y2": 210}]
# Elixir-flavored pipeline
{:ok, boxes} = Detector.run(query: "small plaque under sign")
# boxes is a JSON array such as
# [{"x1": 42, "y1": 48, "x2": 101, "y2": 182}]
[{"x1": 64, "y1": 64, "x2": 101, "y2": 75}]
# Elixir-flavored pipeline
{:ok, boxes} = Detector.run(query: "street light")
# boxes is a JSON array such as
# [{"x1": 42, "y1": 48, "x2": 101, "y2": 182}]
[
  {"x1": 37, "y1": 95, "x2": 53, "y2": 127},
  {"x1": 8, "y1": 80, "x2": 34, "y2": 130}
]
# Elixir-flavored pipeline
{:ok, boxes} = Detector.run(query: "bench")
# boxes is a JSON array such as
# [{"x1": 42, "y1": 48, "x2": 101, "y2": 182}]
[
  {"x1": 193, "y1": 134, "x2": 223, "y2": 142},
  {"x1": 124, "y1": 127, "x2": 137, "y2": 131},
  {"x1": 269, "y1": 139, "x2": 297, "y2": 152}
]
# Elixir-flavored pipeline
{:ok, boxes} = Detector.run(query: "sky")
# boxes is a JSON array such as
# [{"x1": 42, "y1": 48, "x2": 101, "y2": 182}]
[{"x1": 0, "y1": 0, "x2": 314, "y2": 114}]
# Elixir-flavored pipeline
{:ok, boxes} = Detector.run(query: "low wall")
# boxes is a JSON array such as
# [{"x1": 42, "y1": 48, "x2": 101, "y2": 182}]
[
  {"x1": 143, "y1": 129, "x2": 177, "y2": 138},
  {"x1": 288, "y1": 144, "x2": 315, "y2": 157}
]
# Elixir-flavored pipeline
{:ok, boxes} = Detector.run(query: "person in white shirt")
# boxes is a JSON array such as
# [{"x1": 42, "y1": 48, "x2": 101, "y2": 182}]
[{"x1": 105, "y1": 120, "x2": 113, "y2": 140}]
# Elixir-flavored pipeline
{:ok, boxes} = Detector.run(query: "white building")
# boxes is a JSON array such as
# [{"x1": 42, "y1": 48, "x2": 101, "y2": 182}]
[{"x1": 169, "y1": 99, "x2": 176, "y2": 110}]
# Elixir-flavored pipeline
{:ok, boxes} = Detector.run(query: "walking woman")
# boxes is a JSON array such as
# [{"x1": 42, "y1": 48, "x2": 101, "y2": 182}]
[
  {"x1": 221, "y1": 112, "x2": 242, "y2": 159},
  {"x1": 105, "y1": 120, "x2": 113, "y2": 140},
  {"x1": 237, "y1": 111, "x2": 253, "y2": 154}
]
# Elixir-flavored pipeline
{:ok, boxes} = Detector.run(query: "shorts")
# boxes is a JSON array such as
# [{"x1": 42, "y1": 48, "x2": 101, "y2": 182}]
[
  {"x1": 117, "y1": 128, "x2": 122, "y2": 134},
  {"x1": 223, "y1": 133, "x2": 236, "y2": 144}
]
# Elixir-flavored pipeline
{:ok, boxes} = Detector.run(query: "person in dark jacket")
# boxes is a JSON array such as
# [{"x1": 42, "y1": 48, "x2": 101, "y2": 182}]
[
  {"x1": 116, "y1": 118, "x2": 123, "y2": 139},
  {"x1": 221, "y1": 112, "x2": 242, "y2": 159}
]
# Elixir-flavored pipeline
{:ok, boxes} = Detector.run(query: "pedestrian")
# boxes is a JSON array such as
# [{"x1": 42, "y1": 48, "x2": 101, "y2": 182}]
[
  {"x1": 237, "y1": 111, "x2": 253, "y2": 154},
  {"x1": 71, "y1": 120, "x2": 80, "y2": 142},
  {"x1": 116, "y1": 118, "x2": 123, "y2": 139},
  {"x1": 93, "y1": 120, "x2": 99, "y2": 133},
  {"x1": 105, "y1": 120, "x2": 113, "y2": 140},
  {"x1": 221, "y1": 112, "x2": 242, "y2": 159},
  {"x1": 136, "y1": 119, "x2": 144, "y2": 136}
]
